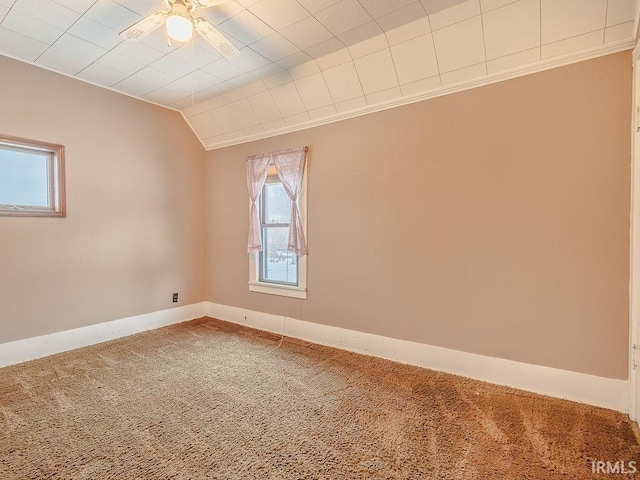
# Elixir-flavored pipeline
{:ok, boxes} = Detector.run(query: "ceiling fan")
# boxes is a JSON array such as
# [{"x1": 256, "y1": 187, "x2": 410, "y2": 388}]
[{"x1": 119, "y1": 0, "x2": 240, "y2": 59}]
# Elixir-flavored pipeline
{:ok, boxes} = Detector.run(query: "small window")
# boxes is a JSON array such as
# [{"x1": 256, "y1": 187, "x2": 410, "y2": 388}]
[
  {"x1": 0, "y1": 135, "x2": 65, "y2": 217},
  {"x1": 249, "y1": 164, "x2": 307, "y2": 299},
  {"x1": 260, "y1": 171, "x2": 298, "y2": 286}
]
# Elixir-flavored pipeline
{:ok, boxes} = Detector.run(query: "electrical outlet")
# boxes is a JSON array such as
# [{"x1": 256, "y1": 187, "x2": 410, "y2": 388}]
[{"x1": 172, "y1": 293, "x2": 178, "y2": 303}]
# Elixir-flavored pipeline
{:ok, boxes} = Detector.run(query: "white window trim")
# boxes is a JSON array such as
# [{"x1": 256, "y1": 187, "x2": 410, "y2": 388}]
[
  {"x1": 0, "y1": 135, "x2": 66, "y2": 218},
  {"x1": 249, "y1": 161, "x2": 307, "y2": 299}
]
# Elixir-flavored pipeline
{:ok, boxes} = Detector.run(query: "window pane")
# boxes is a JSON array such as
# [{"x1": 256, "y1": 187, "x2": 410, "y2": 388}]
[
  {"x1": 264, "y1": 182, "x2": 291, "y2": 224},
  {"x1": 262, "y1": 226, "x2": 297, "y2": 284},
  {"x1": 0, "y1": 148, "x2": 49, "y2": 207}
]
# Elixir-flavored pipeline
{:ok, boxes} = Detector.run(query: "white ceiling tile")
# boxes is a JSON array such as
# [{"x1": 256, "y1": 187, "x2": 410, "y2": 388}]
[
  {"x1": 0, "y1": 5, "x2": 8, "y2": 22},
  {"x1": 353, "y1": 48, "x2": 398, "y2": 94},
  {"x1": 236, "y1": 123, "x2": 267, "y2": 137},
  {"x1": 111, "y1": 38, "x2": 165, "y2": 64},
  {"x1": 322, "y1": 61, "x2": 363, "y2": 102},
  {"x1": 201, "y1": 58, "x2": 244, "y2": 80},
  {"x1": 249, "y1": 0, "x2": 310, "y2": 30},
  {"x1": 349, "y1": 33, "x2": 388, "y2": 59},
  {"x1": 480, "y1": 0, "x2": 518, "y2": 12},
  {"x1": 76, "y1": 62, "x2": 131, "y2": 86},
  {"x1": 227, "y1": 98, "x2": 261, "y2": 129},
  {"x1": 294, "y1": 72, "x2": 333, "y2": 109},
  {"x1": 391, "y1": 33, "x2": 439, "y2": 84},
  {"x1": 303, "y1": 37, "x2": 345, "y2": 58},
  {"x1": 308, "y1": 104, "x2": 337, "y2": 119},
  {"x1": 263, "y1": 69, "x2": 292, "y2": 88},
  {"x1": 482, "y1": 0, "x2": 540, "y2": 60},
  {"x1": 187, "y1": 111, "x2": 223, "y2": 139},
  {"x1": 385, "y1": 16, "x2": 431, "y2": 45},
  {"x1": 237, "y1": 0, "x2": 262, "y2": 7},
  {"x1": 359, "y1": 0, "x2": 417, "y2": 18},
  {"x1": 315, "y1": 0, "x2": 373, "y2": 35},
  {"x1": 0, "y1": 0, "x2": 14, "y2": 6},
  {"x1": 0, "y1": 26, "x2": 49, "y2": 60},
  {"x1": 1, "y1": 9, "x2": 64, "y2": 44},
  {"x1": 250, "y1": 63, "x2": 286, "y2": 79},
  {"x1": 338, "y1": 21, "x2": 383, "y2": 46},
  {"x1": 140, "y1": 28, "x2": 182, "y2": 54},
  {"x1": 151, "y1": 55, "x2": 194, "y2": 78},
  {"x1": 366, "y1": 86, "x2": 401, "y2": 104},
  {"x1": 36, "y1": 45, "x2": 95, "y2": 75},
  {"x1": 280, "y1": 16, "x2": 333, "y2": 50},
  {"x1": 53, "y1": 33, "x2": 108, "y2": 61},
  {"x1": 67, "y1": 16, "x2": 122, "y2": 50},
  {"x1": 541, "y1": 0, "x2": 607, "y2": 44},
  {"x1": 210, "y1": 105, "x2": 236, "y2": 133},
  {"x1": 432, "y1": 15, "x2": 485, "y2": 72},
  {"x1": 335, "y1": 95, "x2": 366, "y2": 112},
  {"x1": 228, "y1": 72, "x2": 259, "y2": 88},
  {"x1": 12, "y1": 0, "x2": 80, "y2": 29},
  {"x1": 377, "y1": 2, "x2": 427, "y2": 31},
  {"x1": 276, "y1": 51, "x2": 313, "y2": 69},
  {"x1": 541, "y1": 29, "x2": 603, "y2": 58},
  {"x1": 269, "y1": 81, "x2": 306, "y2": 116},
  {"x1": 144, "y1": 88, "x2": 189, "y2": 107},
  {"x1": 426, "y1": 0, "x2": 480, "y2": 30},
  {"x1": 242, "y1": 79, "x2": 267, "y2": 96},
  {"x1": 283, "y1": 111, "x2": 310, "y2": 125},
  {"x1": 54, "y1": 0, "x2": 94, "y2": 14},
  {"x1": 440, "y1": 61, "x2": 486, "y2": 84},
  {"x1": 247, "y1": 90, "x2": 282, "y2": 122},
  {"x1": 222, "y1": 86, "x2": 246, "y2": 103},
  {"x1": 113, "y1": 67, "x2": 174, "y2": 96},
  {"x1": 399, "y1": 74, "x2": 441, "y2": 95},
  {"x1": 183, "y1": 95, "x2": 227, "y2": 117},
  {"x1": 604, "y1": 21, "x2": 634, "y2": 41},
  {"x1": 316, "y1": 45, "x2": 352, "y2": 69},
  {"x1": 262, "y1": 118, "x2": 287, "y2": 130},
  {"x1": 250, "y1": 33, "x2": 299, "y2": 61},
  {"x1": 112, "y1": 0, "x2": 157, "y2": 15},
  {"x1": 96, "y1": 51, "x2": 145, "y2": 75},
  {"x1": 170, "y1": 43, "x2": 221, "y2": 68},
  {"x1": 289, "y1": 59, "x2": 320, "y2": 79},
  {"x1": 297, "y1": 0, "x2": 340, "y2": 14},
  {"x1": 606, "y1": 0, "x2": 636, "y2": 26},
  {"x1": 172, "y1": 96, "x2": 196, "y2": 109},
  {"x1": 164, "y1": 70, "x2": 221, "y2": 96},
  {"x1": 217, "y1": 10, "x2": 275, "y2": 44},
  {"x1": 85, "y1": 0, "x2": 141, "y2": 31},
  {"x1": 486, "y1": 46, "x2": 539, "y2": 72},
  {"x1": 228, "y1": 47, "x2": 271, "y2": 70},
  {"x1": 198, "y1": 1, "x2": 245, "y2": 26}
]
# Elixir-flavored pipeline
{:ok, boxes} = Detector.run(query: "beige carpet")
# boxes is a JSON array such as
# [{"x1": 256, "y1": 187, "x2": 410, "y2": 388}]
[{"x1": 0, "y1": 317, "x2": 638, "y2": 479}]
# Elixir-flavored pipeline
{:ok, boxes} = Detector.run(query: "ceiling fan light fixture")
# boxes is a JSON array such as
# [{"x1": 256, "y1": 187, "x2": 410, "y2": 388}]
[{"x1": 166, "y1": 3, "x2": 193, "y2": 42}]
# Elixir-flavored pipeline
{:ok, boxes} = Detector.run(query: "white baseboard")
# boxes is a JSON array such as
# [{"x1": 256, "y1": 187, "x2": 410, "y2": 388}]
[
  {"x1": 0, "y1": 302, "x2": 207, "y2": 368},
  {"x1": 206, "y1": 302, "x2": 628, "y2": 414}
]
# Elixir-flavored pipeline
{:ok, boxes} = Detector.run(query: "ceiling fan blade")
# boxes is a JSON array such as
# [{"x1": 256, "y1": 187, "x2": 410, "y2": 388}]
[
  {"x1": 120, "y1": 11, "x2": 167, "y2": 41},
  {"x1": 193, "y1": 18, "x2": 240, "y2": 59},
  {"x1": 191, "y1": 0, "x2": 232, "y2": 9}
]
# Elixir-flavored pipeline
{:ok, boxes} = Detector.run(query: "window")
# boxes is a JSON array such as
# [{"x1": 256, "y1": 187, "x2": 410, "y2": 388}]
[
  {"x1": 0, "y1": 135, "x2": 65, "y2": 217},
  {"x1": 249, "y1": 164, "x2": 307, "y2": 299}
]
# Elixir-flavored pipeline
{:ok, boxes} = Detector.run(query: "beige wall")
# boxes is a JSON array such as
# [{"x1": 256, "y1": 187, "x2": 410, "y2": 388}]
[
  {"x1": 206, "y1": 52, "x2": 632, "y2": 380},
  {"x1": 0, "y1": 55, "x2": 206, "y2": 343}
]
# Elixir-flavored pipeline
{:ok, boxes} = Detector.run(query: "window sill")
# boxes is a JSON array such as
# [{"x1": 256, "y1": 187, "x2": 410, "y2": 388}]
[{"x1": 248, "y1": 281, "x2": 307, "y2": 299}]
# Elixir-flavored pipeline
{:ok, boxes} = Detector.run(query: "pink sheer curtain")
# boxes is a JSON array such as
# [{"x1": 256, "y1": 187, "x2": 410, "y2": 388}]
[
  {"x1": 246, "y1": 147, "x2": 307, "y2": 256},
  {"x1": 246, "y1": 155, "x2": 270, "y2": 253},
  {"x1": 273, "y1": 148, "x2": 307, "y2": 256}
]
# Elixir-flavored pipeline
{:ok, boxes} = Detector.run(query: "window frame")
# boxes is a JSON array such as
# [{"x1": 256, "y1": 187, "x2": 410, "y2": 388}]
[
  {"x1": 0, "y1": 134, "x2": 66, "y2": 218},
  {"x1": 249, "y1": 162, "x2": 307, "y2": 300}
]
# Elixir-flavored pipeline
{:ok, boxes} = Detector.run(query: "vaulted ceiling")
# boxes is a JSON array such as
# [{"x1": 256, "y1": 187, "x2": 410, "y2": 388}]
[{"x1": 0, "y1": 0, "x2": 637, "y2": 149}]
